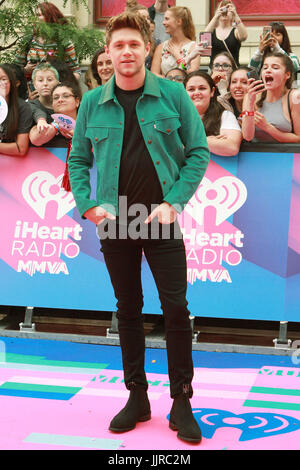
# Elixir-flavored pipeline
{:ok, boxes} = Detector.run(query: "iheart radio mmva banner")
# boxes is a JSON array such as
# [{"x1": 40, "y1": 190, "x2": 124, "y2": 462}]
[{"x1": 0, "y1": 146, "x2": 299, "y2": 322}]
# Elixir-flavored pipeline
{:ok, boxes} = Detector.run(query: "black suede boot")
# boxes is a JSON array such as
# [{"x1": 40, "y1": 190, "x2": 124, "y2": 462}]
[
  {"x1": 109, "y1": 384, "x2": 151, "y2": 432},
  {"x1": 169, "y1": 387, "x2": 202, "y2": 444}
]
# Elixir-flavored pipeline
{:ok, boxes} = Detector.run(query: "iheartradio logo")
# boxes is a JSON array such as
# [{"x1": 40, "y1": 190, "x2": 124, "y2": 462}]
[
  {"x1": 185, "y1": 175, "x2": 247, "y2": 226},
  {"x1": 22, "y1": 171, "x2": 76, "y2": 220}
]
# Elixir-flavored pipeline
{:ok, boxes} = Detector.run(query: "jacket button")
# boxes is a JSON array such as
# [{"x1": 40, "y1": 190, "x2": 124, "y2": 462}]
[
  {"x1": 95, "y1": 137, "x2": 98, "y2": 141},
  {"x1": 141, "y1": 118, "x2": 144, "y2": 122},
  {"x1": 166, "y1": 129, "x2": 171, "y2": 133},
  {"x1": 162, "y1": 180, "x2": 166, "y2": 185},
  {"x1": 156, "y1": 161, "x2": 160, "y2": 165},
  {"x1": 148, "y1": 139, "x2": 152, "y2": 144}
]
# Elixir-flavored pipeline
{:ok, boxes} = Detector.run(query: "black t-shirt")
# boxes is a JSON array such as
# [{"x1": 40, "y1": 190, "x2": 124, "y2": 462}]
[{"x1": 115, "y1": 84, "x2": 163, "y2": 219}]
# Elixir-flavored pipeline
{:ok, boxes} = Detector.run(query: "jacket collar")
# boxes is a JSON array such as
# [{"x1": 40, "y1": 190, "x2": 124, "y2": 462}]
[{"x1": 98, "y1": 68, "x2": 161, "y2": 105}]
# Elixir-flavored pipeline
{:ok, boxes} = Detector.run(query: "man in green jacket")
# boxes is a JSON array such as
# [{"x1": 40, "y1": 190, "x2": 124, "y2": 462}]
[{"x1": 68, "y1": 11, "x2": 209, "y2": 444}]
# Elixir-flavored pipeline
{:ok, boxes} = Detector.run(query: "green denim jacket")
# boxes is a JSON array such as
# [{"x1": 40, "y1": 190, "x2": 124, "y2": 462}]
[{"x1": 68, "y1": 69, "x2": 210, "y2": 217}]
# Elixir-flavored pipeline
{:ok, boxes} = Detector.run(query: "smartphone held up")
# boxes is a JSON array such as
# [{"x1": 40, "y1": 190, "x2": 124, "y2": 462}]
[
  {"x1": 199, "y1": 32, "x2": 212, "y2": 56},
  {"x1": 263, "y1": 25, "x2": 272, "y2": 38},
  {"x1": 247, "y1": 68, "x2": 260, "y2": 81}
]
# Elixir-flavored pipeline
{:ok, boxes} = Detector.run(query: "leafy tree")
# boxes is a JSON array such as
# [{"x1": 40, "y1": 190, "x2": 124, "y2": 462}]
[{"x1": 0, "y1": 0, "x2": 105, "y2": 63}]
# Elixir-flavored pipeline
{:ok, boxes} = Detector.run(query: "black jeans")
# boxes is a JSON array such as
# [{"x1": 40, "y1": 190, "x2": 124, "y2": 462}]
[{"x1": 99, "y1": 222, "x2": 194, "y2": 398}]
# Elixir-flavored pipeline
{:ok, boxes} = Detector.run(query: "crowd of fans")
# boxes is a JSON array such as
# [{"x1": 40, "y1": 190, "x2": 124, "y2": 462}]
[{"x1": 0, "y1": 0, "x2": 299, "y2": 159}]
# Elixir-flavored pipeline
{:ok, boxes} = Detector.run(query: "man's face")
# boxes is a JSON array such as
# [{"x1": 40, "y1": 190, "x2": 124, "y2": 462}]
[{"x1": 106, "y1": 28, "x2": 150, "y2": 80}]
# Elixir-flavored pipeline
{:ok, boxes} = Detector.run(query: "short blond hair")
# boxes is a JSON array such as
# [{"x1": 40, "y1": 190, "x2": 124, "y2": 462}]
[{"x1": 32, "y1": 63, "x2": 59, "y2": 82}]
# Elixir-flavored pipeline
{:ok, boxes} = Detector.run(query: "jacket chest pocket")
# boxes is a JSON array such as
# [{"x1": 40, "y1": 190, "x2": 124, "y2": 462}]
[
  {"x1": 153, "y1": 116, "x2": 181, "y2": 135},
  {"x1": 85, "y1": 127, "x2": 109, "y2": 144}
]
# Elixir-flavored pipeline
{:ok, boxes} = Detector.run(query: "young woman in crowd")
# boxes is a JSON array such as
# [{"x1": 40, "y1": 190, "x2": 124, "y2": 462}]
[
  {"x1": 225, "y1": 66, "x2": 252, "y2": 120},
  {"x1": 242, "y1": 52, "x2": 300, "y2": 142},
  {"x1": 29, "y1": 81, "x2": 80, "y2": 148},
  {"x1": 210, "y1": 51, "x2": 237, "y2": 96},
  {"x1": 15, "y1": 2, "x2": 81, "y2": 81},
  {"x1": 249, "y1": 22, "x2": 300, "y2": 74},
  {"x1": 205, "y1": 0, "x2": 247, "y2": 68},
  {"x1": 90, "y1": 47, "x2": 114, "y2": 87},
  {"x1": 29, "y1": 63, "x2": 59, "y2": 135},
  {"x1": 151, "y1": 6, "x2": 200, "y2": 76},
  {"x1": 184, "y1": 70, "x2": 242, "y2": 156},
  {"x1": 213, "y1": 66, "x2": 251, "y2": 120},
  {"x1": 0, "y1": 63, "x2": 32, "y2": 156}
]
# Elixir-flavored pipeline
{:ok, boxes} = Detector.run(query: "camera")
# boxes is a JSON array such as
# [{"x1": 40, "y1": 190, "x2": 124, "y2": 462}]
[{"x1": 220, "y1": 6, "x2": 228, "y2": 13}]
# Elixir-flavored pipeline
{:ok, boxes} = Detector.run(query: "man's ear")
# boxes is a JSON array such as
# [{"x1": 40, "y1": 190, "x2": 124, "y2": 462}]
[{"x1": 145, "y1": 41, "x2": 151, "y2": 57}]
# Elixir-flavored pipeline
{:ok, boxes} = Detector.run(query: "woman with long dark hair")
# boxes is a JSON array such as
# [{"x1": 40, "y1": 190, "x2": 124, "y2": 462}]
[
  {"x1": 15, "y1": 2, "x2": 81, "y2": 80},
  {"x1": 0, "y1": 64, "x2": 32, "y2": 156},
  {"x1": 90, "y1": 47, "x2": 114, "y2": 86},
  {"x1": 242, "y1": 52, "x2": 300, "y2": 142},
  {"x1": 249, "y1": 22, "x2": 300, "y2": 74},
  {"x1": 7, "y1": 64, "x2": 28, "y2": 101},
  {"x1": 184, "y1": 70, "x2": 242, "y2": 156},
  {"x1": 210, "y1": 51, "x2": 237, "y2": 99},
  {"x1": 226, "y1": 66, "x2": 252, "y2": 120}
]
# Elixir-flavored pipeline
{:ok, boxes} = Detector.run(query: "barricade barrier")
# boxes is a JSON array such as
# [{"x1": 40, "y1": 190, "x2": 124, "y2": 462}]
[{"x1": 0, "y1": 142, "x2": 299, "y2": 324}]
